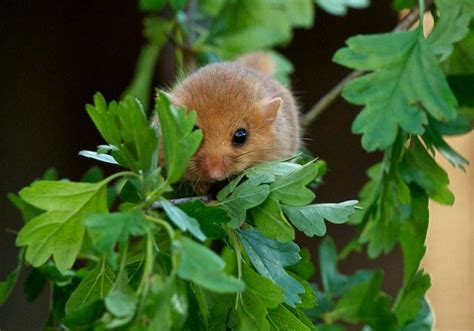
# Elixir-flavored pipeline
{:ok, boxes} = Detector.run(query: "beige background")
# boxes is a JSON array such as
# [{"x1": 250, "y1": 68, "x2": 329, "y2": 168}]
[{"x1": 423, "y1": 132, "x2": 474, "y2": 330}]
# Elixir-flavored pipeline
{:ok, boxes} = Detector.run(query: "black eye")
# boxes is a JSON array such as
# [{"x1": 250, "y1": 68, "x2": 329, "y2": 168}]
[
  {"x1": 232, "y1": 128, "x2": 247, "y2": 146},
  {"x1": 193, "y1": 125, "x2": 200, "y2": 131}
]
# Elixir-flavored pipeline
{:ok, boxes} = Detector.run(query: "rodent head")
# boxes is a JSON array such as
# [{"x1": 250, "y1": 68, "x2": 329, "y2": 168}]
[{"x1": 168, "y1": 63, "x2": 283, "y2": 184}]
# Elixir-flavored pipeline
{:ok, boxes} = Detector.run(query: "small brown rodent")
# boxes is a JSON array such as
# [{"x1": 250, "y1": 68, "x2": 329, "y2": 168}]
[{"x1": 164, "y1": 52, "x2": 301, "y2": 190}]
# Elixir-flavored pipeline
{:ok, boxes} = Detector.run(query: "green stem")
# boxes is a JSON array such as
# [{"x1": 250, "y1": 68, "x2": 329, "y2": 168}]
[
  {"x1": 145, "y1": 215, "x2": 176, "y2": 239},
  {"x1": 418, "y1": 0, "x2": 425, "y2": 32},
  {"x1": 227, "y1": 227, "x2": 243, "y2": 309}
]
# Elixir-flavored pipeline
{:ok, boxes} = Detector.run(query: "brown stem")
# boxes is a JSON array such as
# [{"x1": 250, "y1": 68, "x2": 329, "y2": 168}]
[{"x1": 301, "y1": 1, "x2": 434, "y2": 127}]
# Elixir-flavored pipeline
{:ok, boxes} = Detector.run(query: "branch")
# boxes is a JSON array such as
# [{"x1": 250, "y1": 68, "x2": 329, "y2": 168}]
[
  {"x1": 150, "y1": 195, "x2": 212, "y2": 209},
  {"x1": 301, "y1": 0, "x2": 434, "y2": 127}
]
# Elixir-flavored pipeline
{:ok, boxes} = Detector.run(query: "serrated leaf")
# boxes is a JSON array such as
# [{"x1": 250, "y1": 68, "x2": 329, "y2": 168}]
[
  {"x1": 85, "y1": 209, "x2": 149, "y2": 268},
  {"x1": 393, "y1": 272, "x2": 431, "y2": 326},
  {"x1": 17, "y1": 179, "x2": 108, "y2": 272},
  {"x1": 400, "y1": 299, "x2": 433, "y2": 331},
  {"x1": 400, "y1": 189, "x2": 429, "y2": 284},
  {"x1": 105, "y1": 269, "x2": 138, "y2": 319},
  {"x1": 267, "y1": 305, "x2": 312, "y2": 331},
  {"x1": 65, "y1": 259, "x2": 115, "y2": 315},
  {"x1": 316, "y1": 0, "x2": 370, "y2": 16},
  {"x1": 327, "y1": 271, "x2": 397, "y2": 330},
  {"x1": 242, "y1": 262, "x2": 285, "y2": 309},
  {"x1": 283, "y1": 200, "x2": 358, "y2": 237},
  {"x1": 428, "y1": 0, "x2": 472, "y2": 61},
  {"x1": 443, "y1": 30, "x2": 474, "y2": 75},
  {"x1": 269, "y1": 162, "x2": 318, "y2": 206},
  {"x1": 252, "y1": 196, "x2": 295, "y2": 242},
  {"x1": 319, "y1": 237, "x2": 372, "y2": 296},
  {"x1": 0, "y1": 249, "x2": 23, "y2": 305},
  {"x1": 334, "y1": 30, "x2": 457, "y2": 151},
  {"x1": 209, "y1": 0, "x2": 314, "y2": 59},
  {"x1": 236, "y1": 290, "x2": 271, "y2": 331},
  {"x1": 86, "y1": 93, "x2": 158, "y2": 172},
  {"x1": 220, "y1": 180, "x2": 270, "y2": 228},
  {"x1": 238, "y1": 228, "x2": 304, "y2": 307},
  {"x1": 179, "y1": 200, "x2": 229, "y2": 239},
  {"x1": 287, "y1": 248, "x2": 315, "y2": 281},
  {"x1": 175, "y1": 237, "x2": 244, "y2": 293},
  {"x1": 401, "y1": 138, "x2": 454, "y2": 204},
  {"x1": 155, "y1": 92, "x2": 203, "y2": 184},
  {"x1": 7, "y1": 193, "x2": 43, "y2": 223},
  {"x1": 161, "y1": 199, "x2": 206, "y2": 241}
]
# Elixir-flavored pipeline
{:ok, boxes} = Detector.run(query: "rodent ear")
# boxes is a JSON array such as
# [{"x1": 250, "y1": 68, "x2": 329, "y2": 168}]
[{"x1": 260, "y1": 97, "x2": 282, "y2": 124}]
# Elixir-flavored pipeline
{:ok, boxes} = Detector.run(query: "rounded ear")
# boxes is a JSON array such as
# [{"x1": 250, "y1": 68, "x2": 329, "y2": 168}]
[{"x1": 259, "y1": 97, "x2": 282, "y2": 125}]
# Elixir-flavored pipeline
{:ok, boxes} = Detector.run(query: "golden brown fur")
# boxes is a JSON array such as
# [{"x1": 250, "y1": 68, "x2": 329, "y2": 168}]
[{"x1": 164, "y1": 53, "x2": 301, "y2": 188}]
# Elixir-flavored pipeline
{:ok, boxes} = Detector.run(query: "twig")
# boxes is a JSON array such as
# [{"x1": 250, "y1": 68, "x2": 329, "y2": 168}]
[
  {"x1": 150, "y1": 195, "x2": 212, "y2": 209},
  {"x1": 301, "y1": 0, "x2": 434, "y2": 127}
]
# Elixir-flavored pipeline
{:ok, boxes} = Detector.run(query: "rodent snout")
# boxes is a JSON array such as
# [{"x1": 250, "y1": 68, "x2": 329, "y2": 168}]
[{"x1": 202, "y1": 153, "x2": 230, "y2": 181}]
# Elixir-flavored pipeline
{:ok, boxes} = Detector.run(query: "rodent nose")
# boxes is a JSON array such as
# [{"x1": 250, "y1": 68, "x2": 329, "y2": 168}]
[{"x1": 203, "y1": 154, "x2": 227, "y2": 180}]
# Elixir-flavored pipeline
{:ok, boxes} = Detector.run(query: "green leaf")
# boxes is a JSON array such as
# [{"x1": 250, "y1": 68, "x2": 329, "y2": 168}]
[
  {"x1": 252, "y1": 196, "x2": 295, "y2": 242},
  {"x1": 62, "y1": 300, "x2": 106, "y2": 329},
  {"x1": 236, "y1": 290, "x2": 271, "y2": 331},
  {"x1": 85, "y1": 209, "x2": 149, "y2": 267},
  {"x1": 208, "y1": 0, "x2": 314, "y2": 58},
  {"x1": 242, "y1": 262, "x2": 285, "y2": 309},
  {"x1": 219, "y1": 179, "x2": 270, "y2": 228},
  {"x1": 139, "y1": 0, "x2": 167, "y2": 12},
  {"x1": 175, "y1": 237, "x2": 244, "y2": 293},
  {"x1": 359, "y1": 168, "x2": 411, "y2": 258},
  {"x1": 65, "y1": 259, "x2": 115, "y2": 315},
  {"x1": 392, "y1": 0, "x2": 415, "y2": 10},
  {"x1": 334, "y1": 30, "x2": 457, "y2": 151},
  {"x1": 0, "y1": 249, "x2": 23, "y2": 305},
  {"x1": 105, "y1": 269, "x2": 138, "y2": 319},
  {"x1": 423, "y1": 119, "x2": 470, "y2": 170},
  {"x1": 319, "y1": 237, "x2": 371, "y2": 296},
  {"x1": 199, "y1": 0, "x2": 226, "y2": 16},
  {"x1": 287, "y1": 248, "x2": 315, "y2": 281},
  {"x1": 400, "y1": 299, "x2": 433, "y2": 331},
  {"x1": 238, "y1": 228, "x2": 304, "y2": 307},
  {"x1": 283, "y1": 200, "x2": 358, "y2": 237},
  {"x1": 269, "y1": 162, "x2": 318, "y2": 206},
  {"x1": 161, "y1": 199, "x2": 206, "y2": 241},
  {"x1": 179, "y1": 200, "x2": 229, "y2": 239},
  {"x1": 86, "y1": 93, "x2": 158, "y2": 172},
  {"x1": 327, "y1": 271, "x2": 397, "y2": 330},
  {"x1": 155, "y1": 92, "x2": 203, "y2": 184},
  {"x1": 170, "y1": 0, "x2": 187, "y2": 11},
  {"x1": 401, "y1": 138, "x2": 454, "y2": 205},
  {"x1": 316, "y1": 0, "x2": 370, "y2": 16},
  {"x1": 17, "y1": 179, "x2": 108, "y2": 272},
  {"x1": 267, "y1": 305, "x2": 312, "y2": 331},
  {"x1": 442, "y1": 31, "x2": 474, "y2": 75},
  {"x1": 81, "y1": 166, "x2": 104, "y2": 183},
  {"x1": 393, "y1": 272, "x2": 431, "y2": 326},
  {"x1": 7, "y1": 193, "x2": 43, "y2": 223},
  {"x1": 131, "y1": 276, "x2": 187, "y2": 330},
  {"x1": 400, "y1": 189, "x2": 429, "y2": 284},
  {"x1": 428, "y1": 0, "x2": 472, "y2": 61},
  {"x1": 79, "y1": 150, "x2": 119, "y2": 165}
]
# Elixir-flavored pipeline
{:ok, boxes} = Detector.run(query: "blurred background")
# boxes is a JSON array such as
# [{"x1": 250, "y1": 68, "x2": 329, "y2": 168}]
[{"x1": 0, "y1": 1, "x2": 471, "y2": 330}]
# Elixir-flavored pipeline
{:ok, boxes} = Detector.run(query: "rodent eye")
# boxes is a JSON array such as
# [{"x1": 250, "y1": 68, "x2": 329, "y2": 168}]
[{"x1": 232, "y1": 128, "x2": 247, "y2": 146}]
